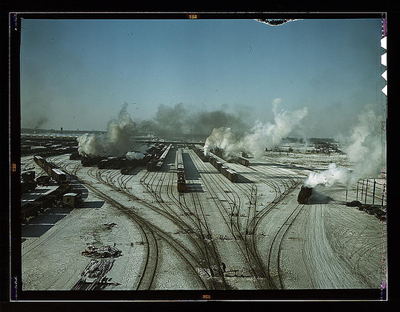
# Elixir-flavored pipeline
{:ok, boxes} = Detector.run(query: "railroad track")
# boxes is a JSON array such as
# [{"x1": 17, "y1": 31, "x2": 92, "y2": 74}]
[
  {"x1": 47, "y1": 156, "x2": 160, "y2": 290},
  {"x1": 244, "y1": 161, "x2": 303, "y2": 289},
  {"x1": 188, "y1": 150, "x2": 271, "y2": 289},
  {"x1": 190, "y1": 151, "x2": 308, "y2": 289},
  {"x1": 266, "y1": 203, "x2": 305, "y2": 289},
  {"x1": 79, "y1": 157, "x2": 210, "y2": 290},
  {"x1": 139, "y1": 149, "x2": 224, "y2": 289},
  {"x1": 163, "y1": 153, "x2": 231, "y2": 288},
  {"x1": 22, "y1": 156, "x2": 82, "y2": 256},
  {"x1": 44, "y1": 153, "x2": 305, "y2": 290}
]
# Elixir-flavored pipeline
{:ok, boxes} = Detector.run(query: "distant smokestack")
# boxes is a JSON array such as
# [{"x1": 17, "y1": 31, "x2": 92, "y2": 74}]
[{"x1": 34, "y1": 116, "x2": 48, "y2": 130}]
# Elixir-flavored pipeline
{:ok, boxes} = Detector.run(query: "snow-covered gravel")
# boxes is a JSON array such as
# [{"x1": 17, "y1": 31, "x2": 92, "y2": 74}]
[{"x1": 20, "y1": 150, "x2": 386, "y2": 292}]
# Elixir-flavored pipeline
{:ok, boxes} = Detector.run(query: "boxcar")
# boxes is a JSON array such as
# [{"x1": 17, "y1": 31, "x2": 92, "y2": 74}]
[
  {"x1": 227, "y1": 170, "x2": 238, "y2": 182},
  {"x1": 238, "y1": 157, "x2": 249, "y2": 166},
  {"x1": 63, "y1": 192, "x2": 82, "y2": 208},
  {"x1": 52, "y1": 168, "x2": 67, "y2": 183}
]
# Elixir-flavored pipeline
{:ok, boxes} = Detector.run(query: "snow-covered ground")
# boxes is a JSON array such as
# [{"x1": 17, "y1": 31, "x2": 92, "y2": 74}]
[{"x1": 20, "y1": 149, "x2": 386, "y2": 292}]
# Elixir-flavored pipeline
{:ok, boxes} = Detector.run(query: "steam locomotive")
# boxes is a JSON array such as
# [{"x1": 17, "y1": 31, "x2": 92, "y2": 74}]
[{"x1": 297, "y1": 186, "x2": 313, "y2": 204}]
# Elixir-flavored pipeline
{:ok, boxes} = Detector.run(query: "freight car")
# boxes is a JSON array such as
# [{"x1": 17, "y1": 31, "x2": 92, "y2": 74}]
[
  {"x1": 23, "y1": 155, "x2": 73, "y2": 222},
  {"x1": 208, "y1": 153, "x2": 238, "y2": 183},
  {"x1": 297, "y1": 186, "x2": 312, "y2": 204},
  {"x1": 70, "y1": 151, "x2": 82, "y2": 160},
  {"x1": 34, "y1": 155, "x2": 45, "y2": 167},
  {"x1": 21, "y1": 171, "x2": 37, "y2": 193},
  {"x1": 36, "y1": 175, "x2": 51, "y2": 186},
  {"x1": 146, "y1": 159, "x2": 157, "y2": 171},
  {"x1": 155, "y1": 161, "x2": 164, "y2": 170},
  {"x1": 34, "y1": 155, "x2": 70, "y2": 185},
  {"x1": 52, "y1": 168, "x2": 67, "y2": 184},
  {"x1": 63, "y1": 192, "x2": 83, "y2": 208},
  {"x1": 146, "y1": 144, "x2": 172, "y2": 171},
  {"x1": 21, "y1": 181, "x2": 72, "y2": 222},
  {"x1": 34, "y1": 155, "x2": 67, "y2": 184},
  {"x1": 226, "y1": 169, "x2": 238, "y2": 182},
  {"x1": 193, "y1": 145, "x2": 209, "y2": 162},
  {"x1": 237, "y1": 157, "x2": 249, "y2": 167},
  {"x1": 81, "y1": 155, "x2": 105, "y2": 167}
]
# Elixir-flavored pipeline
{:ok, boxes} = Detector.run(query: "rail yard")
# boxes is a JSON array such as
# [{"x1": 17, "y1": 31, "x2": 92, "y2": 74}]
[{"x1": 20, "y1": 133, "x2": 386, "y2": 293}]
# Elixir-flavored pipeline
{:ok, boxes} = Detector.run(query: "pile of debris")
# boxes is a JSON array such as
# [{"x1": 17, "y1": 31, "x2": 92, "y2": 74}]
[
  {"x1": 72, "y1": 258, "x2": 120, "y2": 290},
  {"x1": 81, "y1": 244, "x2": 122, "y2": 258},
  {"x1": 103, "y1": 222, "x2": 117, "y2": 230}
]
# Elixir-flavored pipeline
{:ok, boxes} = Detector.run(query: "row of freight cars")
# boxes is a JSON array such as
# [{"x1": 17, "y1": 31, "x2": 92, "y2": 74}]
[
  {"x1": 146, "y1": 144, "x2": 172, "y2": 171},
  {"x1": 34, "y1": 155, "x2": 67, "y2": 184},
  {"x1": 176, "y1": 148, "x2": 186, "y2": 192},
  {"x1": 21, "y1": 156, "x2": 82, "y2": 222},
  {"x1": 210, "y1": 157, "x2": 239, "y2": 182},
  {"x1": 192, "y1": 145, "x2": 238, "y2": 183},
  {"x1": 346, "y1": 200, "x2": 386, "y2": 221},
  {"x1": 76, "y1": 153, "x2": 151, "y2": 173},
  {"x1": 21, "y1": 136, "x2": 78, "y2": 156},
  {"x1": 73, "y1": 143, "x2": 173, "y2": 174},
  {"x1": 192, "y1": 145, "x2": 249, "y2": 166}
]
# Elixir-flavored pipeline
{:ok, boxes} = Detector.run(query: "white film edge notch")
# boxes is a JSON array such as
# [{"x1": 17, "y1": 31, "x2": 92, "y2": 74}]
[{"x1": 381, "y1": 36, "x2": 387, "y2": 95}]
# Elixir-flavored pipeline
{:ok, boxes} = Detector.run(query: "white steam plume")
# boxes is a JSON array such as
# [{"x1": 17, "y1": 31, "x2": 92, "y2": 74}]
[
  {"x1": 304, "y1": 105, "x2": 385, "y2": 188},
  {"x1": 77, "y1": 103, "x2": 137, "y2": 156},
  {"x1": 126, "y1": 151, "x2": 145, "y2": 160},
  {"x1": 304, "y1": 163, "x2": 351, "y2": 188},
  {"x1": 204, "y1": 98, "x2": 308, "y2": 158}
]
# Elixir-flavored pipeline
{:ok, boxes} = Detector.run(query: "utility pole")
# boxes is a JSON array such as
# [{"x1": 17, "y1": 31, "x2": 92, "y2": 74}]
[{"x1": 372, "y1": 179, "x2": 376, "y2": 206}]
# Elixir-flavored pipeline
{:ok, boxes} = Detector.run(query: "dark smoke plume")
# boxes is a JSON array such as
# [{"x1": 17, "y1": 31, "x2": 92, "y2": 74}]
[
  {"x1": 77, "y1": 103, "x2": 138, "y2": 156},
  {"x1": 135, "y1": 103, "x2": 249, "y2": 138},
  {"x1": 34, "y1": 116, "x2": 49, "y2": 129}
]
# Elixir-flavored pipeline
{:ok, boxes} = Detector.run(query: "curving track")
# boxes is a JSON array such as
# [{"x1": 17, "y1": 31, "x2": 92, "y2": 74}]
[{"x1": 22, "y1": 152, "x2": 384, "y2": 291}]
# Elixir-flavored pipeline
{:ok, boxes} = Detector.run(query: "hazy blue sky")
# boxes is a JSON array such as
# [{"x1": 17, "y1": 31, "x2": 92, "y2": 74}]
[{"x1": 20, "y1": 18, "x2": 385, "y2": 137}]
